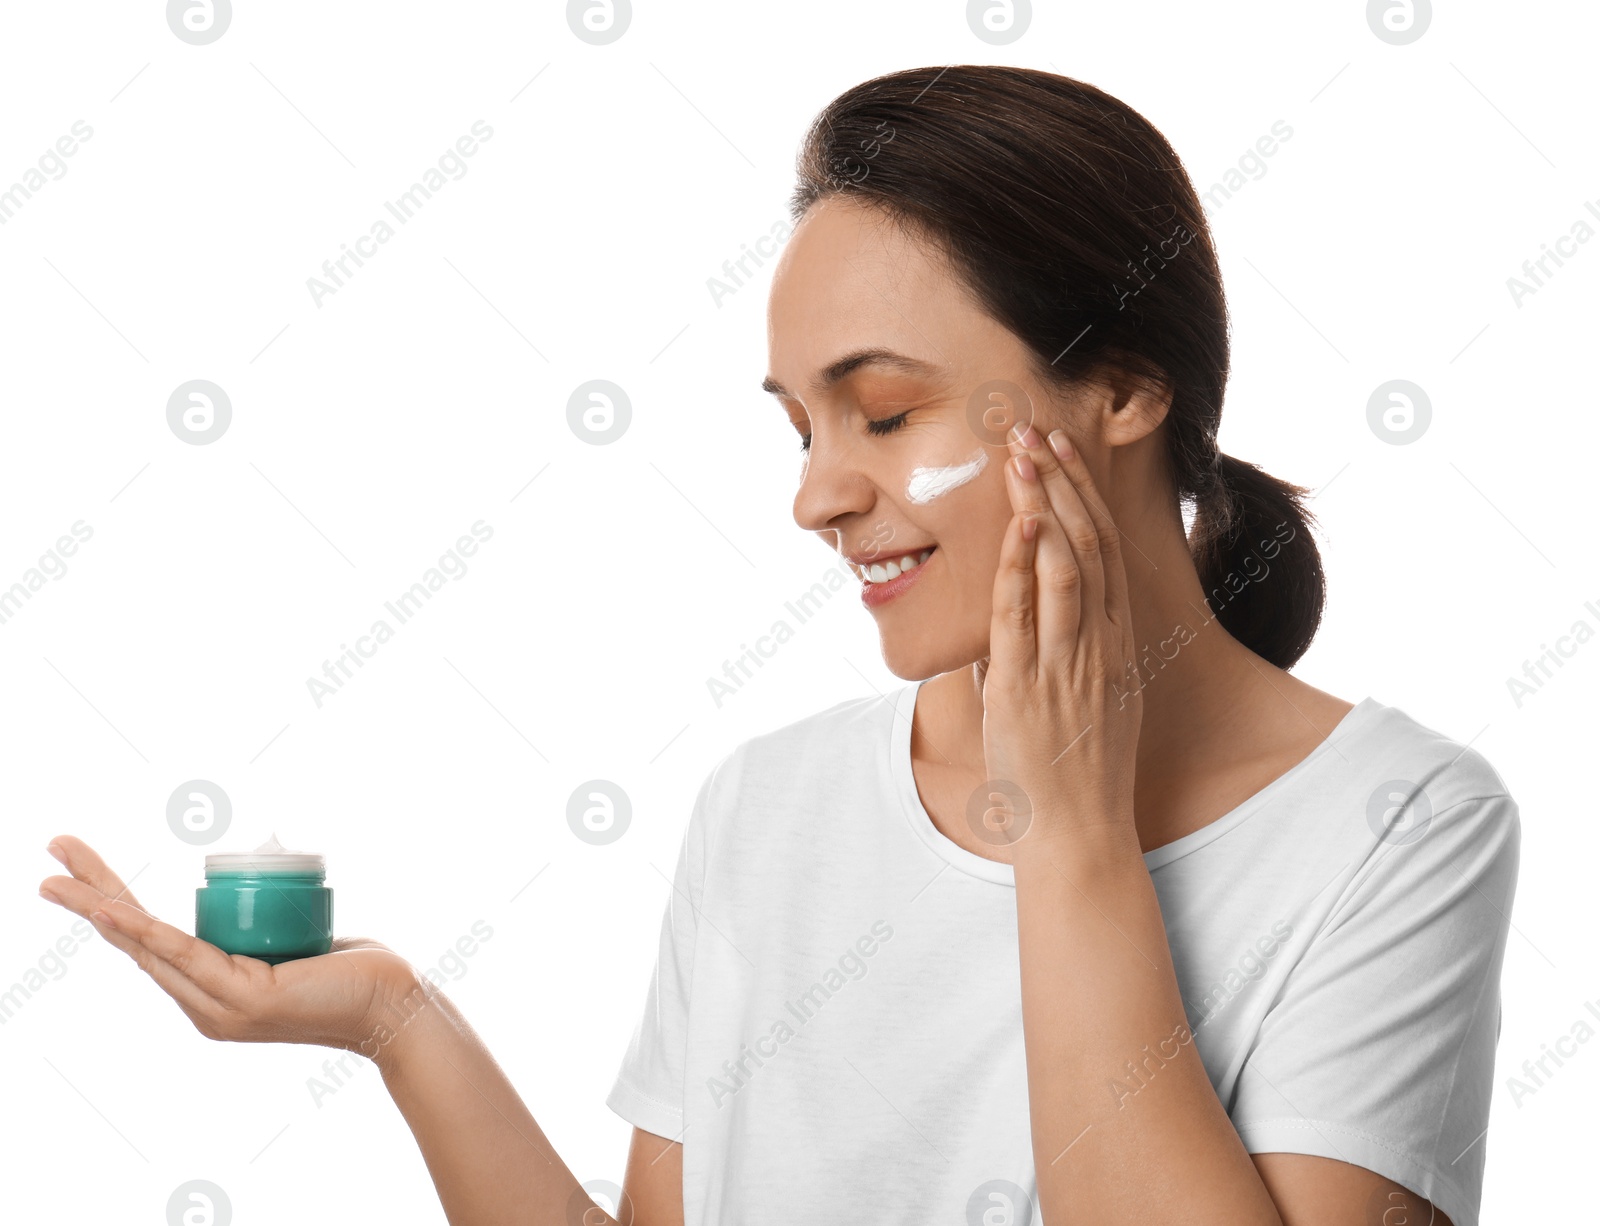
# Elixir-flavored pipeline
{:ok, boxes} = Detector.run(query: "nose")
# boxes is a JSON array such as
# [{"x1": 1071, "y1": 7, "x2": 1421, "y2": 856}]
[{"x1": 791, "y1": 429, "x2": 876, "y2": 541}]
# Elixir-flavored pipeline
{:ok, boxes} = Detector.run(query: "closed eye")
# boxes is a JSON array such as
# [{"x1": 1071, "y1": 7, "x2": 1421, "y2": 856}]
[
  {"x1": 799, "y1": 409, "x2": 911, "y2": 453},
  {"x1": 866, "y1": 410, "x2": 911, "y2": 437}
]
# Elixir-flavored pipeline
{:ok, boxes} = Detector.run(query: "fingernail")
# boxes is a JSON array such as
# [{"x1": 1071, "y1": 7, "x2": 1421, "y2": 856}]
[
  {"x1": 1048, "y1": 430, "x2": 1073, "y2": 461},
  {"x1": 39, "y1": 886, "x2": 60, "y2": 905},
  {"x1": 91, "y1": 908, "x2": 116, "y2": 930},
  {"x1": 1019, "y1": 425, "x2": 1041, "y2": 449},
  {"x1": 46, "y1": 841, "x2": 66, "y2": 866},
  {"x1": 1012, "y1": 454, "x2": 1037, "y2": 482}
]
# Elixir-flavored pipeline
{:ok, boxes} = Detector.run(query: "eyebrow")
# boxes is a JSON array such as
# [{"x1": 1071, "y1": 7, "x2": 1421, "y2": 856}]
[{"x1": 761, "y1": 348, "x2": 944, "y2": 399}]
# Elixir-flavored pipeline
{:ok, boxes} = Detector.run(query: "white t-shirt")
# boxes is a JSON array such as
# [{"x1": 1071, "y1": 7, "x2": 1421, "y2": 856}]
[{"x1": 606, "y1": 680, "x2": 1521, "y2": 1226}]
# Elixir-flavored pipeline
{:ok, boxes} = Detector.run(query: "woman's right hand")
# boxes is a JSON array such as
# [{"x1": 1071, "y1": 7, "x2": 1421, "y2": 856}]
[{"x1": 39, "y1": 835, "x2": 427, "y2": 1060}]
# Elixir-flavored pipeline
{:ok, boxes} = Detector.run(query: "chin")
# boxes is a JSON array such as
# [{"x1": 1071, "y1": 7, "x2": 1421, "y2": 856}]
[{"x1": 877, "y1": 631, "x2": 988, "y2": 683}]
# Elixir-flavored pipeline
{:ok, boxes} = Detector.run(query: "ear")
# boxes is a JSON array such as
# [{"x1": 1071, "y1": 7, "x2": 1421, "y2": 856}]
[{"x1": 1093, "y1": 365, "x2": 1173, "y2": 449}]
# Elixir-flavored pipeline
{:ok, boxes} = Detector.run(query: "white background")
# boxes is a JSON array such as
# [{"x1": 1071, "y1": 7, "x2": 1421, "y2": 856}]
[{"x1": 1, "y1": 1, "x2": 1593, "y2": 1222}]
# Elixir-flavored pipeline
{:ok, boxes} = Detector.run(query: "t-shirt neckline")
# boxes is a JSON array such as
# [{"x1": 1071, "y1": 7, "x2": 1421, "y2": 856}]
[{"x1": 888, "y1": 678, "x2": 1381, "y2": 885}]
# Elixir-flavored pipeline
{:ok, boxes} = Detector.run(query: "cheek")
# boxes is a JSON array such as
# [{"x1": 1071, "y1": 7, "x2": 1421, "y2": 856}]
[
  {"x1": 904, "y1": 446, "x2": 990, "y2": 504},
  {"x1": 938, "y1": 512, "x2": 1011, "y2": 613},
  {"x1": 924, "y1": 463, "x2": 1012, "y2": 578}
]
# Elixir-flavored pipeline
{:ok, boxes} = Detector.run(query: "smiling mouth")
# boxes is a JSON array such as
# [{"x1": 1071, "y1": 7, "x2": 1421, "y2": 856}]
[{"x1": 849, "y1": 546, "x2": 935, "y2": 585}]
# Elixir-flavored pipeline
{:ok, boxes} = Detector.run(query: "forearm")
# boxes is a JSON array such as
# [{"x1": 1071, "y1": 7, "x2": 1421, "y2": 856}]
[
  {"x1": 1012, "y1": 827, "x2": 1282, "y2": 1225},
  {"x1": 373, "y1": 973, "x2": 612, "y2": 1226}
]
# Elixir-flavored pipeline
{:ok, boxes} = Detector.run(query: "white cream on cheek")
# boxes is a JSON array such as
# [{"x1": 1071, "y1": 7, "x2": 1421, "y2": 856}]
[{"x1": 905, "y1": 447, "x2": 988, "y2": 504}]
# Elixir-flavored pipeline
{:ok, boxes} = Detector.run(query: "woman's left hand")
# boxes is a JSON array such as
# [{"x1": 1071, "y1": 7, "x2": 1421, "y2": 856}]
[{"x1": 979, "y1": 422, "x2": 1143, "y2": 855}]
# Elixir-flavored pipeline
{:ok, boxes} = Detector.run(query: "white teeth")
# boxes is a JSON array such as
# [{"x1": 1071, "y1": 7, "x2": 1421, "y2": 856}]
[{"x1": 860, "y1": 548, "x2": 933, "y2": 584}]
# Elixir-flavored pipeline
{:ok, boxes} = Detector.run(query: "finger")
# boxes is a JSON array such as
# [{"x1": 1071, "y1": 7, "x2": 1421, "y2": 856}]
[
  {"x1": 1009, "y1": 425, "x2": 1106, "y2": 623},
  {"x1": 97, "y1": 897, "x2": 248, "y2": 1002},
  {"x1": 39, "y1": 873, "x2": 125, "y2": 922},
  {"x1": 1004, "y1": 434, "x2": 1082, "y2": 650},
  {"x1": 81, "y1": 909, "x2": 222, "y2": 1022},
  {"x1": 45, "y1": 880, "x2": 230, "y2": 1015},
  {"x1": 990, "y1": 509, "x2": 1041, "y2": 683},
  {"x1": 45, "y1": 836, "x2": 148, "y2": 913},
  {"x1": 1044, "y1": 429, "x2": 1131, "y2": 628}
]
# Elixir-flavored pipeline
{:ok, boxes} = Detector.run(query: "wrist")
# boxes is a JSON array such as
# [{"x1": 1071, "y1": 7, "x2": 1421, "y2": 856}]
[
  {"x1": 1012, "y1": 817, "x2": 1145, "y2": 879},
  {"x1": 353, "y1": 967, "x2": 447, "y2": 1073}
]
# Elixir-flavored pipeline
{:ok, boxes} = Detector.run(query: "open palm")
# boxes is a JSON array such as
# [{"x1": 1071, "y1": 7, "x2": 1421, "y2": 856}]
[{"x1": 39, "y1": 835, "x2": 422, "y2": 1056}]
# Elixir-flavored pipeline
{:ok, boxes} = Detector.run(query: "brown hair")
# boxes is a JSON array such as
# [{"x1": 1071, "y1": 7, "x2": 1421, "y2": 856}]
[{"x1": 789, "y1": 65, "x2": 1324, "y2": 669}]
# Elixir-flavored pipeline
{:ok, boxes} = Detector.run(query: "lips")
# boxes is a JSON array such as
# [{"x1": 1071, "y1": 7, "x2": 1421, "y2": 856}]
[{"x1": 856, "y1": 546, "x2": 936, "y2": 609}]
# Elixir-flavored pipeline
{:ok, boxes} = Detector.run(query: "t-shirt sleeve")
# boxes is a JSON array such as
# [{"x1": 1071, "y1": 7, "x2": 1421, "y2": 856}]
[
  {"x1": 1230, "y1": 790, "x2": 1521, "y2": 1226},
  {"x1": 604, "y1": 759, "x2": 720, "y2": 1141}
]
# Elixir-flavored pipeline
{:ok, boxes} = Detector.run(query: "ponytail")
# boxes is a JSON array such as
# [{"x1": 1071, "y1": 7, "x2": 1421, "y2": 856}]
[{"x1": 1188, "y1": 453, "x2": 1325, "y2": 669}]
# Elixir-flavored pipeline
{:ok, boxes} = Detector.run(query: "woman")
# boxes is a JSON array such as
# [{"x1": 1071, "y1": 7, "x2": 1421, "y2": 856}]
[{"x1": 39, "y1": 66, "x2": 1519, "y2": 1225}]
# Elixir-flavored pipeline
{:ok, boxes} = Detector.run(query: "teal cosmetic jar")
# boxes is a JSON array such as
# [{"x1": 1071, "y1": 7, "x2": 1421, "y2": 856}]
[{"x1": 195, "y1": 834, "x2": 333, "y2": 964}]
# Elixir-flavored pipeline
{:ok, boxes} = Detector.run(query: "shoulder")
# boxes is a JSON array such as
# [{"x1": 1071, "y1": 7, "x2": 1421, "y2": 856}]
[
  {"x1": 1319, "y1": 698, "x2": 1521, "y2": 925},
  {"x1": 1350, "y1": 697, "x2": 1517, "y2": 823},
  {"x1": 694, "y1": 687, "x2": 902, "y2": 810},
  {"x1": 1256, "y1": 671, "x2": 1512, "y2": 822}
]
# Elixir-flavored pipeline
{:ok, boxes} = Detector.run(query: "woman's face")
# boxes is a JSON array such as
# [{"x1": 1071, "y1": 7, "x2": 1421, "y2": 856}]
[{"x1": 765, "y1": 195, "x2": 1079, "y2": 680}]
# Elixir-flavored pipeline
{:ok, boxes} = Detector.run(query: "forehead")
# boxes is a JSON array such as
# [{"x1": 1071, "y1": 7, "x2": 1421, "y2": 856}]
[{"x1": 765, "y1": 198, "x2": 971, "y2": 387}]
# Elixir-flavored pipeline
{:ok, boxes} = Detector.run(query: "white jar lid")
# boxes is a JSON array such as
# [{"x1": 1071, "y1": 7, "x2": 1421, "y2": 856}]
[{"x1": 204, "y1": 832, "x2": 325, "y2": 874}]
